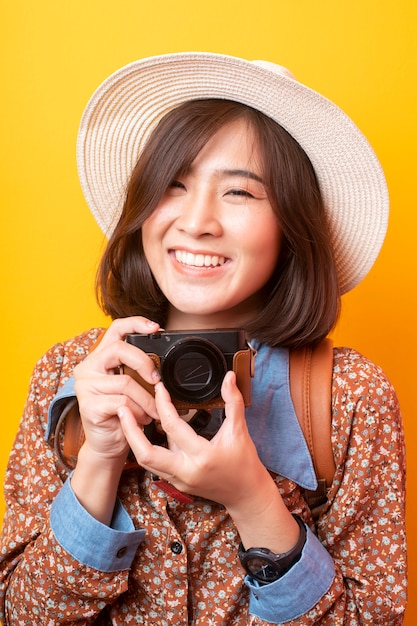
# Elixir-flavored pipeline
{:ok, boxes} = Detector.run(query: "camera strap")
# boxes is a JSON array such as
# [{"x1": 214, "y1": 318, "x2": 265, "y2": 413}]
[{"x1": 151, "y1": 477, "x2": 195, "y2": 503}]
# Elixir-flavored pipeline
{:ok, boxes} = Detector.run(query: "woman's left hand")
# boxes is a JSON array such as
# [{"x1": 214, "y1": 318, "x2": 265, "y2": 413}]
[
  {"x1": 118, "y1": 371, "x2": 266, "y2": 509},
  {"x1": 119, "y1": 371, "x2": 301, "y2": 553}
]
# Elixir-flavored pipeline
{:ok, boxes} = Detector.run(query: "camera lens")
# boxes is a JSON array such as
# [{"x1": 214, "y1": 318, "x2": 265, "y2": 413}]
[{"x1": 161, "y1": 337, "x2": 227, "y2": 404}]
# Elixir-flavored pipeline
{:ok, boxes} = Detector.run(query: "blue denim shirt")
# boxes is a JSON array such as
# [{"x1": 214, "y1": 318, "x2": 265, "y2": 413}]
[{"x1": 47, "y1": 342, "x2": 335, "y2": 623}]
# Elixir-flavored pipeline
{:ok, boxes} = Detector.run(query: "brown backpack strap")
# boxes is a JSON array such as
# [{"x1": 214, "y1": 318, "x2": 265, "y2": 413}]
[
  {"x1": 289, "y1": 338, "x2": 335, "y2": 514},
  {"x1": 54, "y1": 330, "x2": 105, "y2": 471},
  {"x1": 54, "y1": 398, "x2": 85, "y2": 470}
]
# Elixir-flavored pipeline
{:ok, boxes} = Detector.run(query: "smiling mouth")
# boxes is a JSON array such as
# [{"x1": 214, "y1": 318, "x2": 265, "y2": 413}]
[{"x1": 174, "y1": 250, "x2": 226, "y2": 268}]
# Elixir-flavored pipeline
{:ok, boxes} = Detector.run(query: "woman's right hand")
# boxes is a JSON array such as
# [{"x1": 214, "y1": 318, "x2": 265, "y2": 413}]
[
  {"x1": 73, "y1": 316, "x2": 162, "y2": 467},
  {"x1": 70, "y1": 317, "x2": 162, "y2": 525}
]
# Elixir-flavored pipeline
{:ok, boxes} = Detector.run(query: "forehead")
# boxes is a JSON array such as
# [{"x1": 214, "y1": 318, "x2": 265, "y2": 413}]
[{"x1": 185, "y1": 117, "x2": 265, "y2": 174}]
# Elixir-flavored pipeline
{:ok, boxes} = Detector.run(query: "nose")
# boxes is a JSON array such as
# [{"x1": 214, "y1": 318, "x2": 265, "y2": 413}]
[{"x1": 175, "y1": 187, "x2": 223, "y2": 238}]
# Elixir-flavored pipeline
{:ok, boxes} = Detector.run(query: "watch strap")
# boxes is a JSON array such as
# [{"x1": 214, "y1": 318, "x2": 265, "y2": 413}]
[{"x1": 238, "y1": 514, "x2": 307, "y2": 584}]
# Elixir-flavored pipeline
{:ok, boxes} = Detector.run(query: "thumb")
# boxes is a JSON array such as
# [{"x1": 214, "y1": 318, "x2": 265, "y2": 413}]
[{"x1": 221, "y1": 371, "x2": 245, "y2": 423}]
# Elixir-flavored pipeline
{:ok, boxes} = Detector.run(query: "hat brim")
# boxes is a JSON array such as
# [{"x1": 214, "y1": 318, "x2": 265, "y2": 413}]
[{"x1": 77, "y1": 52, "x2": 389, "y2": 294}]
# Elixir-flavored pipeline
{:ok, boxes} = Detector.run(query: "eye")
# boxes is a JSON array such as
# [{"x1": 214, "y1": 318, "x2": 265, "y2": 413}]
[
  {"x1": 227, "y1": 188, "x2": 255, "y2": 198},
  {"x1": 169, "y1": 180, "x2": 186, "y2": 190},
  {"x1": 165, "y1": 179, "x2": 187, "y2": 196}
]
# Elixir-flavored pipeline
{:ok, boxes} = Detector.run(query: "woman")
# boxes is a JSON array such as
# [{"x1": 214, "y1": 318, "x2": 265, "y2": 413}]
[{"x1": 0, "y1": 53, "x2": 406, "y2": 624}]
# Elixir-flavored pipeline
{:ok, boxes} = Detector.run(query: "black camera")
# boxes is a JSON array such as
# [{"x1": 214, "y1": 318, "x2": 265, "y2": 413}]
[{"x1": 123, "y1": 329, "x2": 253, "y2": 410}]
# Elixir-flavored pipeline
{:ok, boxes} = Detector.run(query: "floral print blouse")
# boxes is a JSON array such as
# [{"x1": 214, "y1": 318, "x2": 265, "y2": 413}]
[{"x1": 0, "y1": 328, "x2": 407, "y2": 625}]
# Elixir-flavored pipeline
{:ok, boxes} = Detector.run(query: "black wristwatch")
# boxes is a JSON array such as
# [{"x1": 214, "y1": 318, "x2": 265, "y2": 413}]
[{"x1": 238, "y1": 514, "x2": 306, "y2": 585}]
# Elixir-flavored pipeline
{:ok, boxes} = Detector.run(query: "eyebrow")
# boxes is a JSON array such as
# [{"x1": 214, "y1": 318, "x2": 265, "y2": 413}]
[{"x1": 222, "y1": 169, "x2": 265, "y2": 184}]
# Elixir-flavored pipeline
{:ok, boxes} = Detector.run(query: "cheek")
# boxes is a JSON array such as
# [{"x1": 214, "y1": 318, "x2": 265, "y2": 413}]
[
  {"x1": 142, "y1": 203, "x2": 175, "y2": 243},
  {"x1": 256, "y1": 226, "x2": 282, "y2": 280},
  {"x1": 142, "y1": 212, "x2": 158, "y2": 239},
  {"x1": 247, "y1": 217, "x2": 282, "y2": 259},
  {"x1": 141, "y1": 214, "x2": 162, "y2": 257},
  {"x1": 141, "y1": 222, "x2": 151, "y2": 247}
]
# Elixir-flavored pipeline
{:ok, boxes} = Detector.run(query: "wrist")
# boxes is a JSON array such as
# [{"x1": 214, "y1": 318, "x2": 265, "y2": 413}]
[
  {"x1": 77, "y1": 440, "x2": 129, "y2": 472},
  {"x1": 71, "y1": 445, "x2": 126, "y2": 525},
  {"x1": 227, "y1": 476, "x2": 301, "y2": 556},
  {"x1": 226, "y1": 471, "x2": 280, "y2": 526},
  {"x1": 238, "y1": 514, "x2": 307, "y2": 584},
  {"x1": 225, "y1": 463, "x2": 277, "y2": 519}
]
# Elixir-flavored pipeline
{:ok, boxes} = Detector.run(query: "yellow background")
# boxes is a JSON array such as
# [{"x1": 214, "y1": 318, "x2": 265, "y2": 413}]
[{"x1": 1, "y1": 0, "x2": 416, "y2": 622}]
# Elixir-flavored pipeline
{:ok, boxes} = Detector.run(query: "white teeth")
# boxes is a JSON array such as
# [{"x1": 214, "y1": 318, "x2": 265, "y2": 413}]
[{"x1": 175, "y1": 250, "x2": 225, "y2": 267}]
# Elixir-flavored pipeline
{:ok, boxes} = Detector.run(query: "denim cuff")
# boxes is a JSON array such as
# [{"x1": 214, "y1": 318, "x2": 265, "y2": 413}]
[{"x1": 50, "y1": 477, "x2": 145, "y2": 572}]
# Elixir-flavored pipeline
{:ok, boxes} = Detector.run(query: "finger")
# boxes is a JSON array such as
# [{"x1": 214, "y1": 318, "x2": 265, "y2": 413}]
[
  {"x1": 221, "y1": 371, "x2": 245, "y2": 412},
  {"x1": 75, "y1": 372, "x2": 159, "y2": 420},
  {"x1": 219, "y1": 371, "x2": 247, "y2": 433},
  {"x1": 117, "y1": 405, "x2": 176, "y2": 478},
  {"x1": 89, "y1": 316, "x2": 162, "y2": 382},
  {"x1": 99, "y1": 316, "x2": 161, "y2": 348},
  {"x1": 154, "y1": 382, "x2": 203, "y2": 454},
  {"x1": 78, "y1": 391, "x2": 155, "y2": 426},
  {"x1": 76, "y1": 339, "x2": 161, "y2": 386}
]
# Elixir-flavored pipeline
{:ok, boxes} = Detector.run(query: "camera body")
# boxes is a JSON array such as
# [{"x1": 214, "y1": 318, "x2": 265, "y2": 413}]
[{"x1": 124, "y1": 329, "x2": 253, "y2": 410}]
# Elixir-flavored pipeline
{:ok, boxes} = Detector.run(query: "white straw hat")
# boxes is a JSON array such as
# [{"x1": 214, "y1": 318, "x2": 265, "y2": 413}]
[{"x1": 77, "y1": 52, "x2": 389, "y2": 294}]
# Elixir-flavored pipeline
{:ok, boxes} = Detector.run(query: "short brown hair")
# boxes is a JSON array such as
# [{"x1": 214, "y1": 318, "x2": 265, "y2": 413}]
[{"x1": 96, "y1": 99, "x2": 340, "y2": 348}]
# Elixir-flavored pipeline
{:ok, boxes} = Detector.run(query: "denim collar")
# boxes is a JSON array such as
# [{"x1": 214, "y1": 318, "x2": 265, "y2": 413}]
[{"x1": 246, "y1": 341, "x2": 317, "y2": 490}]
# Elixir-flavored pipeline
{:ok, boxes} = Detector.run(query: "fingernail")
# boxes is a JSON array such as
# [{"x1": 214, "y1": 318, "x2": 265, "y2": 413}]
[
  {"x1": 117, "y1": 408, "x2": 125, "y2": 419},
  {"x1": 147, "y1": 320, "x2": 159, "y2": 328},
  {"x1": 152, "y1": 369, "x2": 161, "y2": 382}
]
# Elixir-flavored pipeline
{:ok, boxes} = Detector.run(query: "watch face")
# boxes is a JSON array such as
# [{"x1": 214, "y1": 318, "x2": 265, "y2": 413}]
[
  {"x1": 245, "y1": 556, "x2": 281, "y2": 583},
  {"x1": 238, "y1": 515, "x2": 306, "y2": 585}
]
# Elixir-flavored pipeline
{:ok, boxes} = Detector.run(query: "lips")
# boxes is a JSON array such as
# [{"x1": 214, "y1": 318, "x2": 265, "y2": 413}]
[{"x1": 174, "y1": 250, "x2": 226, "y2": 268}]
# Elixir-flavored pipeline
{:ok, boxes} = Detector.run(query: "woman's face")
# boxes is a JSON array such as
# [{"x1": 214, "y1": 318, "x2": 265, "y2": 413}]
[{"x1": 142, "y1": 118, "x2": 282, "y2": 330}]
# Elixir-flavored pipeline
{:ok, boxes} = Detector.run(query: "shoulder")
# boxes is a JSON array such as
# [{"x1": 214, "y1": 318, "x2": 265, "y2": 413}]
[
  {"x1": 41, "y1": 327, "x2": 105, "y2": 360},
  {"x1": 331, "y1": 345, "x2": 399, "y2": 408},
  {"x1": 330, "y1": 346, "x2": 404, "y2": 468},
  {"x1": 31, "y1": 327, "x2": 106, "y2": 390},
  {"x1": 18, "y1": 328, "x2": 106, "y2": 444},
  {"x1": 50, "y1": 327, "x2": 105, "y2": 362}
]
